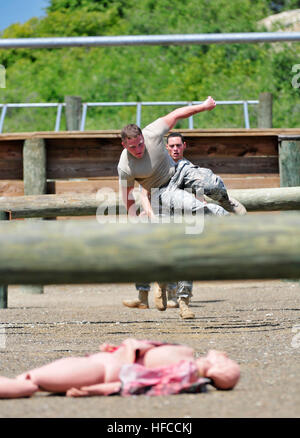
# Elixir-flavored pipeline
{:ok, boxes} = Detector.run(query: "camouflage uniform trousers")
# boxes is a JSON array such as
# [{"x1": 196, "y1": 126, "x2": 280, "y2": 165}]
[
  {"x1": 135, "y1": 281, "x2": 193, "y2": 299},
  {"x1": 155, "y1": 159, "x2": 230, "y2": 217}
]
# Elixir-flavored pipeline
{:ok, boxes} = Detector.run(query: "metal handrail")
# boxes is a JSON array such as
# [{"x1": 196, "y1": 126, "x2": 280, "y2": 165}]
[
  {"x1": 0, "y1": 102, "x2": 65, "y2": 133},
  {"x1": 80, "y1": 100, "x2": 259, "y2": 130},
  {"x1": 0, "y1": 99, "x2": 259, "y2": 133},
  {"x1": 1, "y1": 32, "x2": 300, "y2": 49}
]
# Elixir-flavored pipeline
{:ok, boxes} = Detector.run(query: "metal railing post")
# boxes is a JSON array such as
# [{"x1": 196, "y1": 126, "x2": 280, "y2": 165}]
[
  {"x1": 243, "y1": 101, "x2": 250, "y2": 129},
  {"x1": 80, "y1": 103, "x2": 88, "y2": 131},
  {"x1": 55, "y1": 103, "x2": 63, "y2": 131},
  {"x1": 0, "y1": 104, "x2": 7, "y2": 133},
  {"x1": 136, "y1": 102, "x2": 142, "y2": 127}
]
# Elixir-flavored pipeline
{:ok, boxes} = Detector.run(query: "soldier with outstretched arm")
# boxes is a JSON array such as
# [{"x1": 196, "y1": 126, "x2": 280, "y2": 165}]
[{"x1": 118, "y1": 97, "x2": 246, "y2": 316}]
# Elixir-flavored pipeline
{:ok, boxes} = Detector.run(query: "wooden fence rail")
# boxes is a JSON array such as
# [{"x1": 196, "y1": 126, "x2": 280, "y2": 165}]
[
  {"x1": 1, "y1": 129, "x2": 300, "y2": 199},
  {"x1": 1, "y1": 186, "x2": 300, "y2": 218}
]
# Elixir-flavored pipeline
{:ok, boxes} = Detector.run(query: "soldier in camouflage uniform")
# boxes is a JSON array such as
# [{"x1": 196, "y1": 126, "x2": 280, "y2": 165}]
[
  {"x1": 123, "y1": 133, "x2": 195, "y2": 317},
  {"x1": 123, "y1": 132, "x2": 231, "y2": 319},
  {"x1": 119, "y1": 98, "x2": 246, "y2": 320}
]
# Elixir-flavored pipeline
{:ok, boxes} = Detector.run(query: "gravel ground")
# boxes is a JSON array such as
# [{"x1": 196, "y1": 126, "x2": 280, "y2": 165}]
[{"x1": 0, "y1": 280, "x2": 299, "y2": 418}]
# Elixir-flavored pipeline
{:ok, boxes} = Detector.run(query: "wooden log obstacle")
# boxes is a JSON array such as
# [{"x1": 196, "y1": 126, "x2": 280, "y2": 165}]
[
  {"x1": 1, "y1": 188, "x2": 300, "y2": 308},
  {"x1": 0, "y1": 186, "x2": 300, "y2": 219},
  {"x1": 0, "y1": 214, "x2": 299, "y2": 287}
]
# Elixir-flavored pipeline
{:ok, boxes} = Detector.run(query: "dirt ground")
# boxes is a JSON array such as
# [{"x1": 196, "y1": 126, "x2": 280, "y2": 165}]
[{"x1": 0, "y1": 279, "x2": 299, "y2": 419}]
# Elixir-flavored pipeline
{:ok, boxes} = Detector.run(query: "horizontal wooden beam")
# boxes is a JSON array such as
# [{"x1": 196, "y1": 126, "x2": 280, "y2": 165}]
[
  {"x1": 0, "y1": 129, "x2": 286, "y2": 180},
  {"x1": 228, "y1": 186, "x2": 300, "y2": 211},
  {"x1": 0, "y1": 193, "x2": 126, "y2": 217},
  {"x1": 0, "y1": 186, "x2": 299, "y2": 218},
  {"x1": 0, "y1": 174, "x2": 281, "y2": 198},
  {"x1": 1, "y1": 128, "x2": 300, "y2": 141},
  {"x1": 0, "y1": 214, "x2": 299, "y2": 284},
  {"x1": 0, "y1": 139, "x2": 280, "y2": 179}
]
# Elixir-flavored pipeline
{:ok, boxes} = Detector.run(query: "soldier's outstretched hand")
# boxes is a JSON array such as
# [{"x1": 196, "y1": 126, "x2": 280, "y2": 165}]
[{"x1": 203, "y1": 96, "x2": 216, "y2": 111}]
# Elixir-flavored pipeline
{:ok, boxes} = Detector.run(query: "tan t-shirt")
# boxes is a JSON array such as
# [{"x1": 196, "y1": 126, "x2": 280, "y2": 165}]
[{"x1": 118, "y1": 118, "x2": 176, "y2": 191}]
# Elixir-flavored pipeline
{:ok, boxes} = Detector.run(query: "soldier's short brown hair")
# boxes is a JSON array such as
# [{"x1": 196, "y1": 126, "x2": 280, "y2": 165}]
[{"x1": 121, "y1": 124, "x2": 142, "y2": 141}]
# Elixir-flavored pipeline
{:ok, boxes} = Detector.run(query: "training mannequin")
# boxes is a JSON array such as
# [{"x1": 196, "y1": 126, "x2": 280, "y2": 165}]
[{"x1": 0, "y1": 338, "x2": 240, "y2": 398}]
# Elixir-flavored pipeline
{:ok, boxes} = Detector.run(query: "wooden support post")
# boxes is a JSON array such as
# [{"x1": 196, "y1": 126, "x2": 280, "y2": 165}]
[
  {"x1": 278, "y1": 135, "x2": 300, "y2": 283},
  {"x1": 21, "y1": 138, "x2": 47, "y2": 295},
  {"x1": 278, "y1": 136, "x2": 300, "y2": 187},
  {"x1": 0, "y1": 211, "x2": 9, "y2": 309},
  {"x1": 65, "y1": 96, "x2": 82, "y2": 131},
  {"x1": 258, "y1": 92, "x2": 273, "y2": 128},
  {"x1": 23, "y1": 138, "x2": 47, "y2": 195}
]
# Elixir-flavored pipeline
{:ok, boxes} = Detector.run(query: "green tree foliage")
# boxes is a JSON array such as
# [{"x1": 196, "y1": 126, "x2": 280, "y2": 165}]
[{"x1": 0, "y1": 0, "x2": 299, "y2": 131}]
